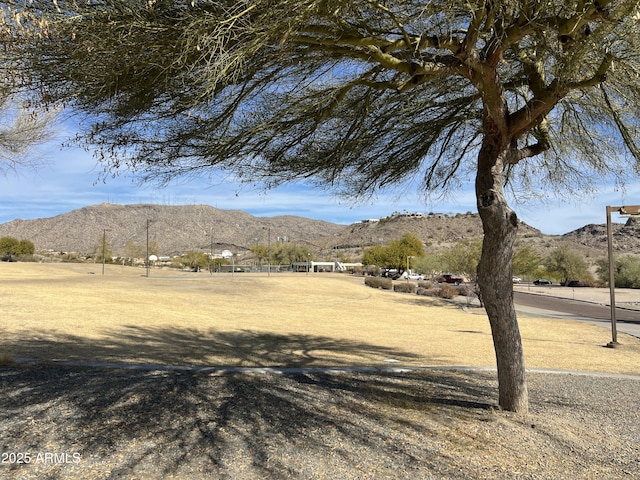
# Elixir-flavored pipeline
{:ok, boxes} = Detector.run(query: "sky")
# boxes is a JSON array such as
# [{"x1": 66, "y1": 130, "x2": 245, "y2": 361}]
[{"x1": 1, "y1": 134, "x2": 638, "y2": 235}]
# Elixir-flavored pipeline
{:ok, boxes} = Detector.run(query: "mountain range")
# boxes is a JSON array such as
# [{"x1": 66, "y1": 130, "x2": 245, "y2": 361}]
[{"x1": 0, "y1": 203, "x2": 638, "y2": 261}]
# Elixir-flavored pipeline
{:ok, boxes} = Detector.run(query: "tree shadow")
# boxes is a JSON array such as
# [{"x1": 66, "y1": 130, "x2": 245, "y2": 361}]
[
  {"x1": 0, "y1": 328, "x2": 499, "y2": 478},
  {"x1": 5, "y1": 325, "x2": 426, "y2": 367}
]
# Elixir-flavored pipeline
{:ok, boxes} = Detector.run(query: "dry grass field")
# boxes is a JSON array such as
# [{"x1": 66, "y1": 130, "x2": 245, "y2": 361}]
[{"x1": 2, "y1": 262, "x2": 640, "y2": 375}]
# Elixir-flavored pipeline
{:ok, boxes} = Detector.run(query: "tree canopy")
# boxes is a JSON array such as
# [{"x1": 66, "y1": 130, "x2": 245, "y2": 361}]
[
  {"x1": 5, "y1": 0, "x2": 640, "y2": 412},
  {"x1": 4, "y1": 0, "x2": 639, "y2": 193},
  {"x1": 362, "y1": 232, "x2": 424, "y2": 272}
]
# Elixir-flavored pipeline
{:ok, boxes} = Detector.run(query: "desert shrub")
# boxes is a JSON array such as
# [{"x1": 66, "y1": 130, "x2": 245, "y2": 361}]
[
  {"x1": 417, "y1": 287, "x2": 438, "y2": 297},
  {"x1": 456, "y1": 284, "x2": 476, "y2": 297},
  {"x1": 364, "y1": 276, "x2": 393, "y2": 290},
  {"x1": 394, "y1": 282, "x2": 417, "y2": 294},
  {"x1": 437, "y1": 284, "x2": 459, "y2": 299}
]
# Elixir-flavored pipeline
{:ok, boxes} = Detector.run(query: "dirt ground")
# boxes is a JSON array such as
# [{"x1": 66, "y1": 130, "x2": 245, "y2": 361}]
[{"x1": 2, "y1": 262, "x2": 640, "y2": 375}]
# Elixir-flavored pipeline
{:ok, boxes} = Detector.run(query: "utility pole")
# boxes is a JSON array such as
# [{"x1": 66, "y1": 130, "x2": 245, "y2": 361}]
[
  {"x1": 146, "y1": 219, "x2": 151, "y2": 278},
  {"x1": 102, "y1": 228, "x2": 111, "y2": 275}
]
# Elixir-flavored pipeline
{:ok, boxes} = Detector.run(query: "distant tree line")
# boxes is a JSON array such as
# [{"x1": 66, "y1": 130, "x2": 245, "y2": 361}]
[
  {"x1": 363, "y1": 235, "x2": 640, "y2": 289},
  {"x1": 0, "y1": 236, "x2": 35, "y2": 261}
]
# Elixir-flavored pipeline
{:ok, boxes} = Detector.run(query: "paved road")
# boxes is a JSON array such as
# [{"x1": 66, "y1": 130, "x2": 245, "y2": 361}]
[{"x1": 514, "y1": 291, "x2": 640, "y2": 339}]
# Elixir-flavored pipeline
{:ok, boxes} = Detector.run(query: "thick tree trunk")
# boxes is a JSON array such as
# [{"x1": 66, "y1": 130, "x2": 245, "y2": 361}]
[{"x1": 475, "y1": 138, "x2": 529, "y2": 413}]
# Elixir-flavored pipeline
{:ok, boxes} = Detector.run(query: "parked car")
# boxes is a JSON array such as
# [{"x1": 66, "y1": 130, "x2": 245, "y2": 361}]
[
  {"x1": 436, "y1": 274, "x2": 464, "y2": 285},
  {"x1": 564, "y1": 280, "x2": 585, "y2": 287},
  {"x1": 405, "y1": 273, "x2": 425, "y2": 281},
  {"x1": 512, "y1": 276, "x2": 522, "y2": 284},
  {"x1": 533, "y1": 279, "x2": 552, "y2": 285}
]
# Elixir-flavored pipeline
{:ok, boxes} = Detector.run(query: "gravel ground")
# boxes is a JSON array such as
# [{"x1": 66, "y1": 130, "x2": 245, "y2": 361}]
[{"x1": 1, "y1": 365, "x2": 639, "y2": 479}]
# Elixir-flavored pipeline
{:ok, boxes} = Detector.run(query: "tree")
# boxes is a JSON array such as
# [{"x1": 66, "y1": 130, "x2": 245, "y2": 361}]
[
  {"x1": 250, "y1": 244, "x2": 270, "y2": 265},
  {"x1": 362, "y1": 244, "x2": 388, "y2": 269},
  {"x1": 438, "y1": 239, "x2": 482, "y2": 279},
  {"x1": 94, "y1": 232, "x2": 113, "y2": 263},
  {"x1": 512, "y1": 245, "x2": 543, "y2": 281},
  {"x1": 362, "y1": 233, "x2": 424, "y2": 273},
  {"x1": 384, "y1": 233, "x2": 425, "y2": 273},
  {"x1": 270, "y1": 242, "x2": 313, "y2": 267},
  {"x1": 0, "y1": 236, "x2": 34, "y2": 259},
  {"x1": 7, "y1": 0, "x2": 640, "y2": 412},
  {"x1": 0, "y1": 236, "x2": 19, "y2": 260},
  {"x1": 596, "y1": 255, "x2": 640, "y2": 288},
  {"x1": 545, "y1": 244, "x2": 590, "y2": 285},
  {"x1": 178, "y1": 251, "x2": 209, "y2": 271},
  {"x1": 17, "y1": 239, "x2": 35, "y2": 256}
]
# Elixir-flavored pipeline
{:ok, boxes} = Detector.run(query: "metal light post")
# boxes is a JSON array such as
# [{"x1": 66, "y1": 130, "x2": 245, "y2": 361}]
[
  {"x1": 406, "y1": 255, "x2": 415, "y2": 280},
  {"x1": 605, "y1": 205, "x2": 640, "y2": 348},
  {"x1": 102, "y1": 228, "x2": 111, "y2": 275},
  {"x1": 146, "y1": 219, "x2": 151, "y2": 278},
  {"x1": 207, "y1": 229, "x2": 215, "y2": 275}
]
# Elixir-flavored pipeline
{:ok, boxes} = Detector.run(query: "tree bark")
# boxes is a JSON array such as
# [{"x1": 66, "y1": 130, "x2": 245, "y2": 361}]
[{"x1": 475, "y1": 134, "x2": 529, "y2": 413}]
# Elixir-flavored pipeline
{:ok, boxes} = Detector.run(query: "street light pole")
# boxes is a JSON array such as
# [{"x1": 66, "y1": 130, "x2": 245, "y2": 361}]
[
  {"x1": 102, "y1": 228, "x2": 111, "y2": 275},
  {"x1": 146, "y1": 219, "x2": 151, "y2": 278},
  {"x1": 606, "y1": 206, "x2": 618, "y2": 348},
  {"x1": 605, "y1": 205, "x2": 640, "y2": 348}
]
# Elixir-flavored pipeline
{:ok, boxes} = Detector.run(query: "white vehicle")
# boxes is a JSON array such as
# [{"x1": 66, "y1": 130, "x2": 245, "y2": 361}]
[
  {"x1": 405, "y1": 273, "x2": 425, "y2": 281},
  {"x1": 512, "y1": 276, "x2": 522, "y2": 284}
]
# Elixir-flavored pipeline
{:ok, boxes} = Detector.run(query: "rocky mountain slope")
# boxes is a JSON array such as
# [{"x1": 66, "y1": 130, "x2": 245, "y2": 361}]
[
  {"x1": 0, "y1": 203, "x2": 637, "y2": 260},
  {"x1": 0, "y1": 203, "x2": 345, "y2": 256}
]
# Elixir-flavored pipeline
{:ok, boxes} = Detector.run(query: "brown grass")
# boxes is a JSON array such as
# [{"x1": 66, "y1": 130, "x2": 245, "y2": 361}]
[{"x1": 1, "y1": 262, "x2": 640, "y2": 375}]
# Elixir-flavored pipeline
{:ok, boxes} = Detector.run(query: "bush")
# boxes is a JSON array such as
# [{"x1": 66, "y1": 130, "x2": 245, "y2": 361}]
[
  {"x1": 437, "y1": 284, "x2": 459, "y2": 299},
  {"x1": 456, "y1": 284, "x2": 476, "y2": 297},
  {"x1": 416, "y1": 284, "x2": 459, "y2": 299},
  {"x1": 394, "y1": 282, "x2": 417, "y2": 294},
  {"x1": 364, "y1": 276, "x2": 393, "y2": 290}
]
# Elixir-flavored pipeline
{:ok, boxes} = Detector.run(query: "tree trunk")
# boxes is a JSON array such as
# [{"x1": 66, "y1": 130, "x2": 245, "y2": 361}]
[{"x1": 475, "y1": 137, "x2": 529, "y2": 413}]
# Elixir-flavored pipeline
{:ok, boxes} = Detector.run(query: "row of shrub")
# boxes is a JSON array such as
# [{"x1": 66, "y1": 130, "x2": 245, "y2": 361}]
[
  {"x1": 365, "y1": 276, "x2": 477, "y2": 300},
  {"x1": 364, "y1": 276, "x2": 393, "y2": 290}
]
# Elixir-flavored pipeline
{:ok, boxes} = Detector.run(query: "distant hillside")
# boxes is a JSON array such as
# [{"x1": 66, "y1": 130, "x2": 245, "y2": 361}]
[
  {"x1": 561, "y1": 217, "x2": 640, "y2": 257},
  {"x1": 0, "y1": 203, "x2": 635, "y2": 261},
  {"x1": 0, "y1": 203, "x2": 345, "y2": 256},
  {"x1": 326, "y1": 212, "x2": 542, "y2": 251}
]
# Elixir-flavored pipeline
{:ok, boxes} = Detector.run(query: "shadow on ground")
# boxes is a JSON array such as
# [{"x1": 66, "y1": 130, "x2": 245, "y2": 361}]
[
  {"x1": 3, "y1": 329, "x2": 640, "y2": 479},
  {"x1": 0, "y1": 364, "x2": 497, "y2": 479},
  {"x1": 4, "y1": 325, "x2": 426, "y2": 367}
]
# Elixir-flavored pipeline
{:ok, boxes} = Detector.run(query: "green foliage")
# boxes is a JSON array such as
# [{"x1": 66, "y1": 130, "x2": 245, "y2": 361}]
[
  {"x1": 438, "y1": 239, "x2": 482, "y2": 278},
  {"x1": 94, "y1": 232, "x2": 113, "y2": 263},
  {"x1": 0, "y1": 236, "x2": 19, "y2": 255},
  {"x1": 412, "y1": 255, "x2": 441, "y2": 278},
  {"x1": 270, "y1": 242, "x2": 313, "y2": 266},
  {"x1": 17, "y1": 239, "x2": 35, "y2": 255},
  {"x1": 512, "y1": 245, "x2": 543, "y2": 280},
  {"x1": 362, "y1": 233, "x2": 424, "y2": 273},
  {"x1": 9, "y1": 1, "x2": 640, "y2": 200},
  {"x1": 362, "y1": 244, "x2": 387, "y2": 267},
  {"x1": 176, "y1": 251, "x2": 209, "y2": 270},
  {"x1": 596, "y1": 255, "x2": 640, "y2": 288},
  {"x1": 0, "y1": 236, "x2": 35, "y2": 259},
  {"x1": 544, "y1": 244, "x2": 590, "y2": 284},
  {"x1": 250, "y1": 244, "x2": 270, "y2": 263}
]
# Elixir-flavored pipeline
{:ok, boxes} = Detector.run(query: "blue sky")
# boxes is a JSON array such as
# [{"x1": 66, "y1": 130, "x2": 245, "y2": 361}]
[{"x1": 1, "y1": 134, "x2": 637, "y2": 234}]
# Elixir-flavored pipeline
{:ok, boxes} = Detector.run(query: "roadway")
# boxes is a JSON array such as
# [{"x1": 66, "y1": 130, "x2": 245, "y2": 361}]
[{"x1": 514, "y1": 291, "x2": 640, "y2": 339}]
